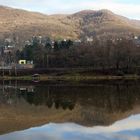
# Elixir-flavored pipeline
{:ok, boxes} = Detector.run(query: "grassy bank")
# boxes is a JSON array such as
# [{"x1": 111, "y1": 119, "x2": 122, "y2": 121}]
[{"x1": 1, "y1": 74, "x2": 140, "y2": 81}]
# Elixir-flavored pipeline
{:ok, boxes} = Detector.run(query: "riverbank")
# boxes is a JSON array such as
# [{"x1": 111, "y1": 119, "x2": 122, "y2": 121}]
[{"x1": 1, "y1": 74, "x2": 140, "y2": 81}]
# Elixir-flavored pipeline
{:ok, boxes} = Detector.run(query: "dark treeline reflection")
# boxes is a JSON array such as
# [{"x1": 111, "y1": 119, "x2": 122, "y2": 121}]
[
  {"x1": 0, "y1": 82, "x2": 140, "y2": 113},
  {"x1": 19, "y1": 87, "x2": 76, "y2": 110}
]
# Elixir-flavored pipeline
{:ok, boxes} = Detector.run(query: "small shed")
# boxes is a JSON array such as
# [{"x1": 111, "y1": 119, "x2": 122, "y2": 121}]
[{"x1": 32, "y1": 74, "x2": 40, "y2": 82}]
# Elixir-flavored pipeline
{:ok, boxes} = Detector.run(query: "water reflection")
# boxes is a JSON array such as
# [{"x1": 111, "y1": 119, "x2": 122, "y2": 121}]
[
  {"x1": 0, "y1": 114, "x2": 140, "y2": 140},
  {"x1": 0, "y1": 81, "x2": 140, "y2": 135}
]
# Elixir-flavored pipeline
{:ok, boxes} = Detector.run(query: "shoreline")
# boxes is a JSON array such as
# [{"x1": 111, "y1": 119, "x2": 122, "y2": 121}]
[{"x1": 0, "y1": 74, "x2": 140, "y2": 81}]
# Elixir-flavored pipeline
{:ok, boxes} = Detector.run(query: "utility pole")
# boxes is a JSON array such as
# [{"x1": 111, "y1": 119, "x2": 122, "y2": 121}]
[
  {"x1": 2, "y1": 57, "x2": 4, "y2": 77},
  {"x1": 47, "y1": 54, "x2": 49, "y2": 68},
  {"x1": 14, "y1": 64, "x2": 17, "y2": 76}
]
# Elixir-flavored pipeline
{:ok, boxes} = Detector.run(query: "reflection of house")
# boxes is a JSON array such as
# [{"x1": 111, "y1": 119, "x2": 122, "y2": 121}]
[
  {"x1": 19, "y1": 86, "x2": 34, "y2": 93},
  {"x1": 17, "y1": 60, "x2": 34, "y2": 69}
]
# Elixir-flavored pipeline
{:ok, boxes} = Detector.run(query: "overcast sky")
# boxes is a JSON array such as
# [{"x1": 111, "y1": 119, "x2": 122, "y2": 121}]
[{"x1": 0, "y1": 0, "x2": 140, "y2": 19}]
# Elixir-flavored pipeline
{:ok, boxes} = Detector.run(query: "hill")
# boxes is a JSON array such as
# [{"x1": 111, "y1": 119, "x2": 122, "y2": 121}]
[
  {"x1": 0, "y1": 6, "x2": 140, "y2": 44},
  {"x1": 70, "y1": 9, "x2": 140, "y2": 39}
]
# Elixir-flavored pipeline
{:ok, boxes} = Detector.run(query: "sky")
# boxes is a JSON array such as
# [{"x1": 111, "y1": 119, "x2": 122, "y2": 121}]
[{"x1": 0, "y1": 0, "x2": 140, "y2": 19}]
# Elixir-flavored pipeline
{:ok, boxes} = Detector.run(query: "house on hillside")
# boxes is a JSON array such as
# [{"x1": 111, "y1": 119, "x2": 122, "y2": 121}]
[
  {"x1": 86, "y1": 36, "x2": 93, "y2": 42},
  {"x1": 3, "y1": 38, "x2": 15, "y2": 54},
  {"x1": 133, "y1": 35, "x2": 140, "y2": 47},
  {"x1": 74, "y1": 39, "x2": 81, "y2": 45},
  {"x1": 19, "y1": 60, "x2": 26, "y2": 64},
  {"x1": 17, "y1": 60, "x2": 34, "y2": 69}
]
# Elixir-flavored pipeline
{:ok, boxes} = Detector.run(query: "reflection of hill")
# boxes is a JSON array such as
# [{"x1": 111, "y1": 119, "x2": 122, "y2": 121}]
[{"x1": 0, "y1": 83, "x2": 140, "y2": 134}]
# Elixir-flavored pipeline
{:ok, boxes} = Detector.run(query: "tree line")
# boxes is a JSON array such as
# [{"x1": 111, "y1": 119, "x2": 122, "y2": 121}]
[{"x1": 15, "y1": 37, "x2": 140, "y2": 74}]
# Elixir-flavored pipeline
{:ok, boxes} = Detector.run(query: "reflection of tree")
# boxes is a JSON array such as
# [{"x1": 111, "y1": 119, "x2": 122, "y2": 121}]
[
  {"x1": 2, "y1": 82, "x2": 140, "y2": 128},
  {"x1": 46, "y1": 99, "x2": 53, "y2": 108},
  {"x1": 18, "y1": 86, "x2": 76, "y2": 110},
  {"x1": 54, "y1": 99, "x2": 75, "y2": 110},
  {"x1": 1, "y1": 83, "x2": 140, "y2": 113},
  {"x1": 55, "y1": 100, "x2": 60, "y2": 109}
]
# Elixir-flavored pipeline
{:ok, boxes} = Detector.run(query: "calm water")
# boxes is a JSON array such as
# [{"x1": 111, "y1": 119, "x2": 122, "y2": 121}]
[{"x1": 0, "y1": 81, "x2": 140, "y2": 140}]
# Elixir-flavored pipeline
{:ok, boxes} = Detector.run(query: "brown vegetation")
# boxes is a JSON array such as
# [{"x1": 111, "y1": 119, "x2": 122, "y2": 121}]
[{"x1": 0, "y1": 6, "x2": 140, "y2": 42}]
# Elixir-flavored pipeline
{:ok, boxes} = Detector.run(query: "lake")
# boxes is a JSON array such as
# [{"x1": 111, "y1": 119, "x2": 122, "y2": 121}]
[{"x1": 0, "y1": 80, "x2": 140, "y2": 140}]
